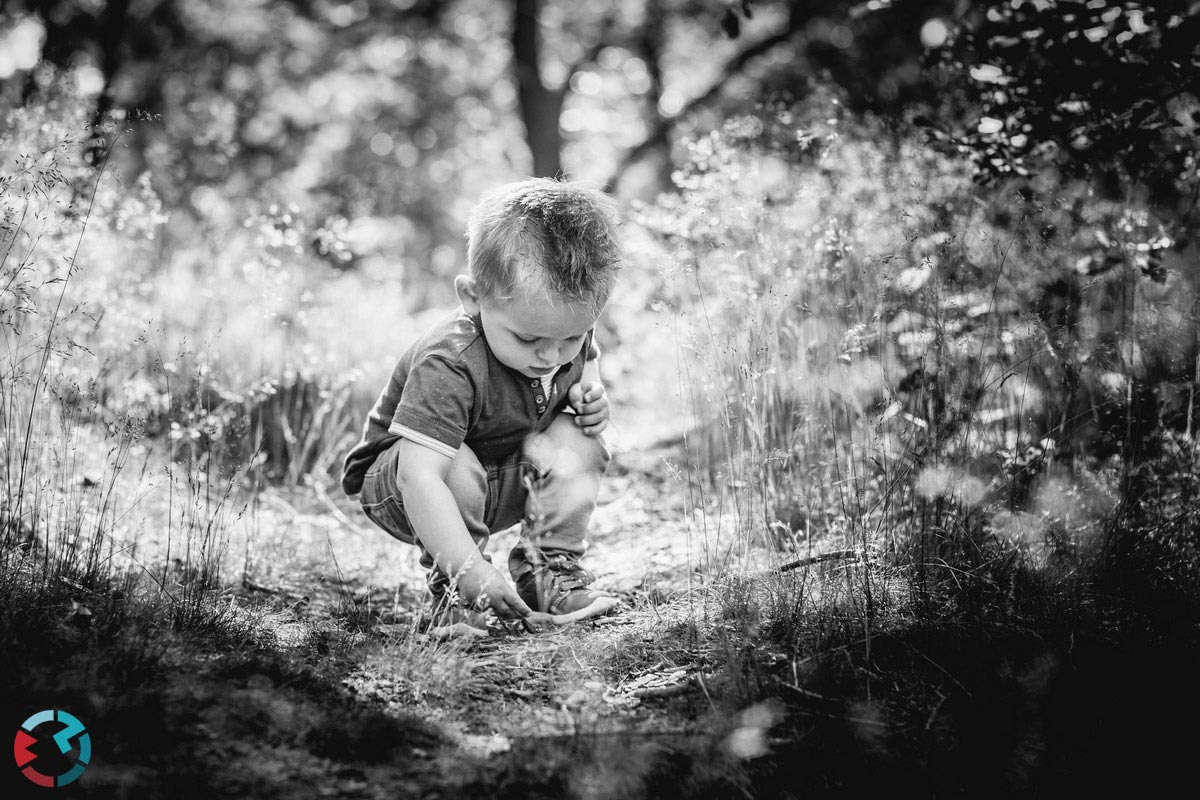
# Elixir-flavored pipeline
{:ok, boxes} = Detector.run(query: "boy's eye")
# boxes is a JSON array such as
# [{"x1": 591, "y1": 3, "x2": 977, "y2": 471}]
[{"x1": 516, "y1": 335, "x2": 538, "y2": 344}]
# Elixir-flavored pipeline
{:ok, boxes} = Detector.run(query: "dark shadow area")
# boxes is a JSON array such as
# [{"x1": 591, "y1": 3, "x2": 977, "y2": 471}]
[
  {"x1": 0, "y1": 575, "x2": 443, "y2": 799},
  {"x1": 457, "y1": 625, "x2": 1200, "y2": 799}
]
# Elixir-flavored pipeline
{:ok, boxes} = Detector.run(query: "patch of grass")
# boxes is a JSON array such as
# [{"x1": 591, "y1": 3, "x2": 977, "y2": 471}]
[
  {"x1": 0, "y1": 542, "x2": 455, "y2": 798},
  {"x1": 605, "y1": 616, "x2": 705, "y2": 681},
  {"x1": 353, "y1": 618, "x2": 491, "y2": 707}
]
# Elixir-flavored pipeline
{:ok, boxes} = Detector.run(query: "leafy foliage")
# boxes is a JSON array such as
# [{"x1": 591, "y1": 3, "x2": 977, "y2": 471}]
[
  {"x1": 638, "y1": 96, "x2": 1198, "y2": 619},
  {"x1": 929, "y1": 0, "x2": 1200, "y2": 211}
]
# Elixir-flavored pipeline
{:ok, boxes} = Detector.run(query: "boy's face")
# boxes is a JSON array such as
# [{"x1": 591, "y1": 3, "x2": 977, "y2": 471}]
[{"x1": 456, "y1": 275, "x2": 599, "y2": 379}]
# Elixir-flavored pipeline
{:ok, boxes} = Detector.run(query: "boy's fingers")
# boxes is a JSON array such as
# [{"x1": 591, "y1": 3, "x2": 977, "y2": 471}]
[
  {"x1": 498, "y1": 594, "x2": 531, "y2": 619},
  {"x1": 575, "y1": 410, "x2": 607, "y2": 426},
  {"x1": 574, "y1": 399, "x2": 608, "y2": 416},
  {"x1": 480, "y1": 582, "x2": 529, "y2": 618},
  {"x1": 582, "y1": 419, "x2": 608, "y2": 436}
]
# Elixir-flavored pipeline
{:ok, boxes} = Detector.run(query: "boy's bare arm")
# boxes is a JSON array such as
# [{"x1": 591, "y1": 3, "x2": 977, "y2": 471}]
[{"x1": 394, "y1": 439, "x2": 531, "y2": 619}]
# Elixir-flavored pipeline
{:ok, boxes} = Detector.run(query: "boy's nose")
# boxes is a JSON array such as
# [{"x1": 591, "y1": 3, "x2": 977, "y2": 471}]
[{"x1": 535, "y1": 343, "x2": 559, "y2": 363}]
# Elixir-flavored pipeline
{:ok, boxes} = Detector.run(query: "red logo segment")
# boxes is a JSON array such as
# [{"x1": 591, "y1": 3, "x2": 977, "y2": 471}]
[{"x1": 12, "y1": 730, "x2": 37, "y2": 769}]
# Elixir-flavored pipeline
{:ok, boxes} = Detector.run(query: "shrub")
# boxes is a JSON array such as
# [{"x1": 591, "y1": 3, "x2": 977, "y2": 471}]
[{"x1": 636, "y1": 97, "x2": 1199, "y2": 619}]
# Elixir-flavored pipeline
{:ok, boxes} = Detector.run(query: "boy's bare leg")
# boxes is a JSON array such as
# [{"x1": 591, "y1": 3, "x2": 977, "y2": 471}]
[
  {"x1": 419, "y1": 442, "x2": 495, "y2": 594},
  {"x1": 416, "y1": 443, "x2": 497, "y2": 636}
]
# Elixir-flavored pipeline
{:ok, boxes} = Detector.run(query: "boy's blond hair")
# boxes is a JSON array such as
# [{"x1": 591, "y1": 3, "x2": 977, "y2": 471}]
[{"x1": 466, "y1": 178, "x2": 625, "y2": 314}]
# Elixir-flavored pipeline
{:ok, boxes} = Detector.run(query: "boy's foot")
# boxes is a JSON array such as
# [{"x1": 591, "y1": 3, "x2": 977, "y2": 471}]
[{"x1": 510, "y1": 548, "x2": 619, "y2": 620}]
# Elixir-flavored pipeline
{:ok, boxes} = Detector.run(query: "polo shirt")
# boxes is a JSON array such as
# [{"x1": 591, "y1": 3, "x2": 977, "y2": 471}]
[{"x1": 341, "y1": 309, "x2": 598, "y2": 496}]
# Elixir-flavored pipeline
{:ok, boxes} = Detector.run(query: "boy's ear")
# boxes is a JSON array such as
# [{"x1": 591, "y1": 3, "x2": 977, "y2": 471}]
[{"x1": 455, "y1": 275, "x2": 482, "y2": 314}]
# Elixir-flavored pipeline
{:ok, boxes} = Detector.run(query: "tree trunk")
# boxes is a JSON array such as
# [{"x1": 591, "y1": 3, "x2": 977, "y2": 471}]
[
  {"x1": 513, "y1": 0, "x2": 563, "y2": 177},
  {"x1": 637, "y1": 0, "x2": 673, "y2": 193},
  {"x1": 87, "y1": 0, "x2": 131, "y2": 166}
]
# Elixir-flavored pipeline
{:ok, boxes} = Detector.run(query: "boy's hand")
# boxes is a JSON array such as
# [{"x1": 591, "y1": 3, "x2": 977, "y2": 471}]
[
  {"x1": 456, "y1": 561, "x2": 532, "y2": 620},
  {"x1": 568, "y1": 381, "x2": 609, "y2": 436}
]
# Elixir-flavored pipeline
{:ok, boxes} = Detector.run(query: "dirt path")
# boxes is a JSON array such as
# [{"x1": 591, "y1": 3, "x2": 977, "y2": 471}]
[
  {"x1": 214, "y1": 437, "x2": 755, "y2": 795},
  {"x1": 344, "y1": 447, "x2": 709, "y2": 730}
]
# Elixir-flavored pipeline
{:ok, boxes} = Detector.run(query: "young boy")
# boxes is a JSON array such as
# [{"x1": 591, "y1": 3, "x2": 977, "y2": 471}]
[{"x1": 341, "y1": 178, "x2": 625, "y2": 636}]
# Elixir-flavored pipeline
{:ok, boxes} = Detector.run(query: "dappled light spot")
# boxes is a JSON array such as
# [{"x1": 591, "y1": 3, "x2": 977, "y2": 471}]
[
  {"x1": 571, "y1": 70, "x2": 603, "y2": 97},
  {"x1": 561, "y1": 107, "x2": 608, "y2": 134},
  {"x1": 1000, "y1": 373, "x2": 1044, "y2": 411},
  {"x1": 896, "y1": 262, "x2": 934, "y2": 294},
  {"x1": 73, "y1": 64, "x2": 106, "y2": 97},
  {"x1": 969, "y1": 64, "x2": 1008, "y2": 84},
  {"x1": 915, "y1": 465, "x2": 988, "y2": 507},
  {"x1": 724, "y1": 701, "x2": 782, "y2": 760},
  {"x1": 1030, "y1": 470, "x2": 1113, "y2": 529},
  {"x1": 977, "y1": 116, "x2": 1004, "y2": 134},
  {"x1": 658, "y1": 89, "x2": 685, "y2": 116},
  {"x1": 826, "y1": 358, "x2": 886, "y2": 412},
  {"x1": 847, "y1": 700, "x2": 888, "y2": 750},
  {"x1": 737, "y1": 155, "x2": 791, "y2": 197},
  {"x1": 725, "y1": 726, "x2": 768, "y2": 760},
  {"x1": 370, "y1": 132, "x2": 394, "y2": 156},
  {"x1": 921, "y1": 18, "x2": 949, "y2": 48},
  {"x1": 0, "y1": 15, "x2": 44, "y2": 78}
]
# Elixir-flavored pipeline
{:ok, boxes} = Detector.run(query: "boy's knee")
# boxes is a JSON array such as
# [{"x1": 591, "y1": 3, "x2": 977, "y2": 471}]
[{"x1": 526, "y1": 416, "x2": 610, "y2": 477}]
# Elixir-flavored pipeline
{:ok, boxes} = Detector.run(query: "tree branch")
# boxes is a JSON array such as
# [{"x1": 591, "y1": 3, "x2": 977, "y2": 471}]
[{"x1": 604, "y1": 17, "x2": 805, "y2": 189}]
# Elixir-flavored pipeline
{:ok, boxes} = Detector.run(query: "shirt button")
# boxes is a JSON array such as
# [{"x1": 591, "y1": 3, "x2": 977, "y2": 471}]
[
  {"x1": 530, "y1": 380, "x2": 539, "y2": 387},
  {"x1": 535, "y1": 395, "x2": 543, "y2": 402},
  {"x1": 537, "y1": 407, "x2": 545, "y2": 413}
]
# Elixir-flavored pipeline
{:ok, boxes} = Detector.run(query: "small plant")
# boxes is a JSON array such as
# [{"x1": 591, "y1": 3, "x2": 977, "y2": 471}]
[{"x1": 244, "y1": 369, "x2": 360, "y2": 485}]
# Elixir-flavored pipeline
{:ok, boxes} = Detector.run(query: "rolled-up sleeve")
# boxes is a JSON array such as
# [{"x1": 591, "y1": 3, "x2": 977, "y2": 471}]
[{"x1": 389, "y1": 355, "x2": 473, "y2": 459}]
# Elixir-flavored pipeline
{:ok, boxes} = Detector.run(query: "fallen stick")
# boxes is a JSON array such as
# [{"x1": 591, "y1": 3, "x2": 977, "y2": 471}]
[
  {"x1": 776, "y1": 548, "x2": 875, "y2": 573},
  {"x1": 630, "y1": 681, "x2": 693, "y2": 700}
]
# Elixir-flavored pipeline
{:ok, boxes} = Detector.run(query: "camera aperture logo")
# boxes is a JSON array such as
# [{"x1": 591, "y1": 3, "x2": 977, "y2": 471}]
[{"x1": 13, "y1": 710, "x2": 91, "y2": 788}]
